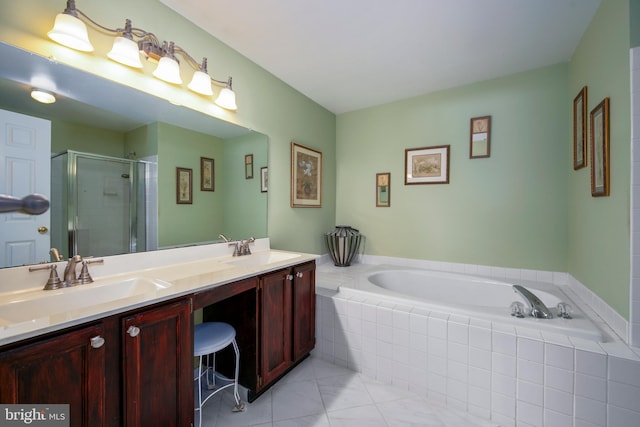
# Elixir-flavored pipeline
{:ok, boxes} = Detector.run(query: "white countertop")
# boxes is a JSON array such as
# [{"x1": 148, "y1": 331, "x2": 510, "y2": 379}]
[{"x1": 0, "y1": 242, "x2": 318, "y2": 346}]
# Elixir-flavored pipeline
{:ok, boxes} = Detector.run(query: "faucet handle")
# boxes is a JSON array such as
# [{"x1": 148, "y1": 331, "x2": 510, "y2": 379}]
[
  {"x1": 229, "y1": 241, "x2": 240, "y2": 256},
  {"x1": 49, "y1": 248, "x2": 63, "y2": 262},
  {"x1": 77, "y1": 258, "x2": 104, "y2": 284},
  {"x1": 29, "y1": 264, "x2": 64, "y2": 290}
]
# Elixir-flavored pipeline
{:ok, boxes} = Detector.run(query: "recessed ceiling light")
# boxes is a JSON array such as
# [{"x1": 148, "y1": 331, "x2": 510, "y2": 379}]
[{"x1": 30, "y1": 89, "x2": 56, "y2": 104}]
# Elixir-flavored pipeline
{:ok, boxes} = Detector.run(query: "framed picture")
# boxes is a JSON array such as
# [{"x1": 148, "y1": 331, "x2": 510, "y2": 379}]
[
  {"x1": 376, "y1": 172, "x2": 390, "y2": 207},
  {"x1": 200, "y1": 157, "x2": 214, "y2": 191},
  {"x1": 590, "y1": 97, "x2": 610, "y2": 197},
  {"x1": 260, "y1": 167, "x2": 268, "y2": 192},
  {"x1": 176, "y1": 167, "x2": 192, "y2": 204},
  {"x1": 405, "y1": 145, "x2": 450, "y2": 185},
  {"x1": 573, "y1": 86, "x2": 588, "y2": 170},
  {"x1": 470, "y1": 116, "x2": 491, "y2": 158},
  {"x1": 291, "y1": 141, "x2": 322, "y2": 207},
  {"x1": 245, "y1": 154, "x2": 254, "y2": 179}
]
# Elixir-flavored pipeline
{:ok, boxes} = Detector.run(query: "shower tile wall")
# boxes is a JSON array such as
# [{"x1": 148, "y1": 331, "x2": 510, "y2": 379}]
[{"x1": 315, "y1": 288, "x2": 640, "y2": 426}]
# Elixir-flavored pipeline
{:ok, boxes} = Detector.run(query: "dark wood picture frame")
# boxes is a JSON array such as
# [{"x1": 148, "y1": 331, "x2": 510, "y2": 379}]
[
  {"x1": 200, "y1": 157, "x2": 214, "y2": 191},
  {"x1": 404, "y1": 145, "x2": 450, "y2": 185},
  {"x1": 376, "y1": 172, "x2": 390, "y2": 207},
  {"x1": 245, "y1": 154, "x2": 254, "y2": 179},
  {"x1": 573, "y1": 86, "x2": 588, "y2": 170},
  {"x1": 590, "y1": 97, "x2": 610, "y2": 197},
  {"x1": 260, "y1": 167, "x2": 268, "y2": 192},
  {"x1": 176, "y1": 167, "x2": 193, "y2": 204},
  {"x1": 469, "y1": 116, "x2": 491, "y2": 158}
]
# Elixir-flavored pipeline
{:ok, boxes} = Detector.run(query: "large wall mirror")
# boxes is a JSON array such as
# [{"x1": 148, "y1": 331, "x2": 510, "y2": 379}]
[{"x1": 0, "y1": 42, "x2": 268, "y2": 268}]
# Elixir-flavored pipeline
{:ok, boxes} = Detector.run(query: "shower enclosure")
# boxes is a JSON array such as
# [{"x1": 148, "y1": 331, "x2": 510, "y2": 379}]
[{"x1": 51, "y1": 150, "x2": 157, "y2": 259}]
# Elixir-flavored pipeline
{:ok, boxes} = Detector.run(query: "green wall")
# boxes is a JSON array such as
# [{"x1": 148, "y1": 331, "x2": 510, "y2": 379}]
[
  {"x1": 337, "y1": 64, "x2": 569, "y2": 270},
  {"x1": 156, "y1": 122, "x2": 225, "y2": 247},
  {"x1": 223, "y1": 132, "x2": 268, "y2": 240},
  {"x1": 567, "y1": 0, "x2": 631, "y2": 318},
  {"x1": 0, "y1": 0, "x2": 337, "y2": 255}
]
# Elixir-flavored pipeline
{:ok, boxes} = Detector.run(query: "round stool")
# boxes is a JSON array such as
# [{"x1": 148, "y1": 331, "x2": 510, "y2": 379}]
[{"x1": 194, "y1": 322, "x2": 244, "y2": 426}]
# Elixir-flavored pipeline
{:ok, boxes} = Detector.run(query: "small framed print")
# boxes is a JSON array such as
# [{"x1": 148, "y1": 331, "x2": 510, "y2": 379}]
[
  {"x1": 405, "y1": 145, "x2": 450, "y2": 185},
  {"x1": 376, "y1": 173, "x2": 390, "y2": 207},
  {"x1": 470, "y1": 116, "x2": 491, "y2": 158},
  {"x1": 176, "y1": 167, "x2": 192, "y2": 204},
  {"x1": 291, "y1": 141, "x2": 322, "y2": 207},
  {"x1": 573, "y1": 86, "x2": 588, "y2": 170},
  {"x1": 590, "y1": 97, "x2": 610, "y2": 197},
  {"x1": 200, "y1": 157, "x2": 214, "y2": 191},
  {"x1": 245, "y1": 154, "x2": 254, "y2": 179},
  {"x1": 260, "y1": 167, "x2": 268, "y2": 192}
]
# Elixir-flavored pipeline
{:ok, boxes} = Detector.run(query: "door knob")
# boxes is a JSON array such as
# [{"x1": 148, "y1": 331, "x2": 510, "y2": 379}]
[{"x1": 38, "y1": 226, "x2": 48, "y2": 234}]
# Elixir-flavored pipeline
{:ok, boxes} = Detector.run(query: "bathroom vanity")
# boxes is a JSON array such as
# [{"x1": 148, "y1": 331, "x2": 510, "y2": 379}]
[{"x1": 0, "y1": 244, "x2": 316, "y2": 427}]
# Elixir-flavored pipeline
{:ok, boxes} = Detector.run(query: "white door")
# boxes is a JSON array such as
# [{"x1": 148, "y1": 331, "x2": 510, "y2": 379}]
[{"x1": 0, "y1": 109, "x2": 51, "y2": 268}]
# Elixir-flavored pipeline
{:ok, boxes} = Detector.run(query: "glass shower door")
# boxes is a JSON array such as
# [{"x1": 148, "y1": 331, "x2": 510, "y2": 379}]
[{"x1": 74, "y1": 155, "x2": 134, "y2": 257}]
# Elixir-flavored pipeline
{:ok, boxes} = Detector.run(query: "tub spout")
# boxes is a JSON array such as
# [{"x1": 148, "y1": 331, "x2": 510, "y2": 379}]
[{"x1": 513, "y1": 285, "x2": 553, "y2": 319}]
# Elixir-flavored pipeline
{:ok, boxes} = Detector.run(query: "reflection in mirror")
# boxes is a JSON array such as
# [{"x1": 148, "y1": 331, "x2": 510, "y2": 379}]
[{"x1": 0, "y1": 42, "x2": 267, "y2": 268}]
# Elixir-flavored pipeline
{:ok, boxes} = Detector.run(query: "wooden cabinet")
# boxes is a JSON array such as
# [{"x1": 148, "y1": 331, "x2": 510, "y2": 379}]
[
  {"x1": 0, "y1": 297, "x2": 192, "y2": 427},
  {"x1": 291, "y1": 262, "x2": 316, "y2": 362},
  {"x1": 259, "y1": 268, "x2": 293, "y2": 385},
  {"x1": 0, "y1": 323, "x2": 107, "y2": 427},
  {"x1": 202, "y1": 260, "x2": 316, "y2": 400},
  {"x1": 259, "y1": 261, "x2": 316, "y2": 391},
  {"x1": 122, "y1": 298, "x2": 192, "y2": 427}
]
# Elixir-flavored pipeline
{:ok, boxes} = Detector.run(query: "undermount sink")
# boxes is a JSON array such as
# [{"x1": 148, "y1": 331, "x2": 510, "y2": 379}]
[
  {"x1": 0, "y1": 277, "x2": 172, "y2": 324},
  {"x1": 224, "y1": 251, "x2": 301, "y2": 267}
]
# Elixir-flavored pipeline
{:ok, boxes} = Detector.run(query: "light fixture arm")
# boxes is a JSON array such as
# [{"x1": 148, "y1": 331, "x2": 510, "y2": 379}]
[{"x1": 49, "y1": 0, "x2": 238, "y2": 109}]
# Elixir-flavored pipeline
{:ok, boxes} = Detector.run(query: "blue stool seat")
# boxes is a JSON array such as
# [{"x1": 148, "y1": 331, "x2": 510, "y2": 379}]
[
  {"x1": 194, "y1": 322, "x2": 244, "y2": 426},
  {"x1": 194, "y1": 322, "x2": 236, "y2": 355}
]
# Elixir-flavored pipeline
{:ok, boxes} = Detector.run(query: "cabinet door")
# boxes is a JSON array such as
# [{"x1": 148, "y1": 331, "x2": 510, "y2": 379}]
[
  {"x1": 0, "y1": 323, "x2": 107, "y2": 427},
  {"x1": 122, "y1": 299, "x2": 192, "y2": 427},
  {"x1": 292, "y1": 262, "x2": 316, "y2": 362},
  {"x1": 259, "y1": 268, "x2": 292, "y2": 387}
]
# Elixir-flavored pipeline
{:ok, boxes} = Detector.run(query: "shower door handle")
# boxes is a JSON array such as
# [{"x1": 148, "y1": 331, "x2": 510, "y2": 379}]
[{"x1": 38, "y1": 226, "x2": 48, "y2": 234}]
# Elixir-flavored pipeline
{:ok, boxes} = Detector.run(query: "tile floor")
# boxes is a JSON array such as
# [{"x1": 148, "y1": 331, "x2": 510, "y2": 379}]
[{"x1": 198, "y1": 355, "x2": 500, "y2": 427}]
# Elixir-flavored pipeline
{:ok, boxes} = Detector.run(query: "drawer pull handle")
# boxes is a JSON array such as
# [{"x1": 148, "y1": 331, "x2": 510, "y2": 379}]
[
  {"x1": 127, "y1": 326, "x2": 140, "y2": 337},
  {"x1": 90, "y1": 336, "x2": 105, "y2": 348},
  {"x1": 286, "y1": 274, "x2": 293, "y2": 281},
  {"x1": 296, "y1": 272, "x2": 303, "y2": 278}
]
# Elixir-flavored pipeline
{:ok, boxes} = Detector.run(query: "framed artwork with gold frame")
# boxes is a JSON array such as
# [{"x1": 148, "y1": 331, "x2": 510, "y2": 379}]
[{"x1": 291, "y1": 142, "x2": 322, "y2": 207}]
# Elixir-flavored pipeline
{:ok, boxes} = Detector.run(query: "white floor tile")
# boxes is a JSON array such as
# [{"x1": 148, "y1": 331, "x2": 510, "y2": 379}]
[{"x1": 197, "y1": 355, "x2": 500, "y2": 426}]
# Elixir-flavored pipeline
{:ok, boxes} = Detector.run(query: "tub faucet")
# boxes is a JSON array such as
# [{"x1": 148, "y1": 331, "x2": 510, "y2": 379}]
[{"x1": 512, "y1": 285, "x2": 553, "y2": 319}]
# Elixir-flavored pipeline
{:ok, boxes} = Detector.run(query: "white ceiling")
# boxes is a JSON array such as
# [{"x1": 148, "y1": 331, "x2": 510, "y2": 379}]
[{"x1": 159, "y1": 0, "x2": 601, "y2": 114}]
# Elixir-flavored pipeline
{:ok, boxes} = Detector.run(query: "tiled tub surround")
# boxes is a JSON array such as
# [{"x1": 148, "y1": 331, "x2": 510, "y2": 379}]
[{"x1": 314, "y1": 258, "x2": 640, "y2": 427}]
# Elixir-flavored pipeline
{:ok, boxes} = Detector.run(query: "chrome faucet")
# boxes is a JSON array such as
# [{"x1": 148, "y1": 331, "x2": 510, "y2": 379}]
[{"x1": 513, "y1": 285, "x2": 553, "y2": 319}]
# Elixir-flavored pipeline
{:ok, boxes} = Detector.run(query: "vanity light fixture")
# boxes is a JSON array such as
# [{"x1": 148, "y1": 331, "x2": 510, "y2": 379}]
[
  {"x1": 47, "y1": 0, "x2": 238, "y2": 110},
  {"x1": 31, "y1": 89, "x2": 56, "y2": 104}
]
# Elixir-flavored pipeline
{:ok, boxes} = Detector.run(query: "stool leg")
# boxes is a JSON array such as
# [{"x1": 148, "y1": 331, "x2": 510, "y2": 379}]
[
  {"x1": 197, "y1": 355, "x2": 203, "y2": 427},
  {"x1": 231, "y1": 338, "x2": 245, "y2": 412}
]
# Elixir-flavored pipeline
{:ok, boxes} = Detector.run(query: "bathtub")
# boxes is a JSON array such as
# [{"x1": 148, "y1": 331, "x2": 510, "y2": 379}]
[{"x1": 327, "y1": 265, "x2": 607, "y2": 342}]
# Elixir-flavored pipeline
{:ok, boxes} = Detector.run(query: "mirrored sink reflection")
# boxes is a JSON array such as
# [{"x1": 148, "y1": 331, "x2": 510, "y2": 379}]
[
  {"x1": 0, "y1": 277, "x2": 172, "y2": 324},
  {"x1": 224, "y1": 251, "x2": 301, "y2": 267}
]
